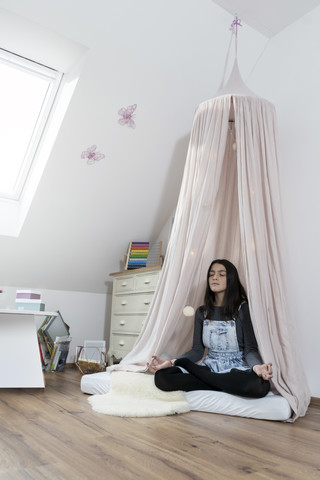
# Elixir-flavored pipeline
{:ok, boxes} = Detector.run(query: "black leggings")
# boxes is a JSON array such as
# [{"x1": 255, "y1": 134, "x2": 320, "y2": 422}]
[{"x1": 155, "y1": 357, "x2": 270, "y2": 398}]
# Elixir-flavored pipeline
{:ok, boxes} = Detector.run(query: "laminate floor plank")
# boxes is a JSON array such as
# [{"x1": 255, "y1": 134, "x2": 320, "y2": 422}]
[{"x1": 0, "y1": 368, "x2": 319, "y2": 479}]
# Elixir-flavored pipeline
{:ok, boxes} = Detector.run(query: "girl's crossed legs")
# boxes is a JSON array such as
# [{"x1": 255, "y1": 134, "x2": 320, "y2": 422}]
[{"x1": 155, "y1": 357, "x2": 270, "y2": 398}]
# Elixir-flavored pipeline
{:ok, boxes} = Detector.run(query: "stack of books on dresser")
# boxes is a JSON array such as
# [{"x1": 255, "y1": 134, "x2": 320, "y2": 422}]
[{"x1": 15, "y1": 290, "x2": 45, "y2": 311}]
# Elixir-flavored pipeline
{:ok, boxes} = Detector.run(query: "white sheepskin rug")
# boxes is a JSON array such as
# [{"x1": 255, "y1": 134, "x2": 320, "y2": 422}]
[{"x1": 88, "y1": 371, "x2": 190, "y2": 417}]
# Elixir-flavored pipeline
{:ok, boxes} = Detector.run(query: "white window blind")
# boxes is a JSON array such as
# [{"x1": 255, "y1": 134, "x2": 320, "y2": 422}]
[{"x1": 0, "y1": 48, "x2": 62, "y2": 200}]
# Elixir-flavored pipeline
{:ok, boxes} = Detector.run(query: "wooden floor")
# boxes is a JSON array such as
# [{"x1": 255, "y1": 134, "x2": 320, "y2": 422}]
[{"x1": 0, "y1": 368, "x2": 319, "y2": 480}]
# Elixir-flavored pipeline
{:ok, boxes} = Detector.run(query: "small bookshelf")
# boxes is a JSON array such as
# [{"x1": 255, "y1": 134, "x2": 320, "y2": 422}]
[{"x1": 37, "y1": 311, "x2": 71, "y2": 371}]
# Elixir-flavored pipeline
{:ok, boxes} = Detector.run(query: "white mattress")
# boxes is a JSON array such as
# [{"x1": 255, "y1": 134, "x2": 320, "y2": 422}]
[{"x1": 81, "y1": 371, "x2": 292, "y2": 421}]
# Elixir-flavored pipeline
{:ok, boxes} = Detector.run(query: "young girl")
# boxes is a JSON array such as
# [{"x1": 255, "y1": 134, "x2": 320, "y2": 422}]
[{"x1": 147, "y1": 259, "x2": 273, "y2": 398}]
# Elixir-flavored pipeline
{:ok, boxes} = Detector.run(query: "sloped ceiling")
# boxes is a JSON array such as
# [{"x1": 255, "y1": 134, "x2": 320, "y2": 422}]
[
  {"x1": 212, "y1": 0, "x2": 320, "y2": 38},
  {"x1": 0, "y1": 0, "x2": 318, "y2": 293}
]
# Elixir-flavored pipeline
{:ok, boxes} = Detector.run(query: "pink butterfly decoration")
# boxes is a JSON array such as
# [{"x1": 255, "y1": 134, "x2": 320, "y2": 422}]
[
  {"x1": 81, "y1": 145, "x2": 105, "y2": 165},
  {"x1": 118, "y1": 104, "x2": 137, "y2": 129}
]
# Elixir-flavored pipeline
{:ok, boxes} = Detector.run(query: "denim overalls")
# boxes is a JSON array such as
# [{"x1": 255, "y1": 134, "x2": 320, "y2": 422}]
[{"x1": 199, "y1": 319, "x2": 250, "y2": 373}]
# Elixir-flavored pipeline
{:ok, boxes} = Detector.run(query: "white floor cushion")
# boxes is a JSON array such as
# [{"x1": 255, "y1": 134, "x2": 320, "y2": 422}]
[
  {"x1": 81, "y1": 371, "x2": 111, "y2": 395},
  {"x1": 81, "y1": 371, "x2": 292, "y2": 421}
]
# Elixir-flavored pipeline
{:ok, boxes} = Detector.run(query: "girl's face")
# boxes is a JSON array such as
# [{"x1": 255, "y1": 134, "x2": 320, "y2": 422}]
[{"x1": 208, "y1": 263, "x2": 227, "y2": 295}]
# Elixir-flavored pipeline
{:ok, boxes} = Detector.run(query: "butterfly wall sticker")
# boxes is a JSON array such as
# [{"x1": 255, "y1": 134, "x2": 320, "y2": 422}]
[
  {"x1": 81, "y1": 145, "x2": 105, "y2": 165},
  {"x1": 118, "y1": 104, "x2": 137, "y2": 129}
]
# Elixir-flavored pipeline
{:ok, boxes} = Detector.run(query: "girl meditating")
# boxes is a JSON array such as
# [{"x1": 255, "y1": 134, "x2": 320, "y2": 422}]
[{"x1": 147, "y1": 259, "x2": 273, "y2": 398}]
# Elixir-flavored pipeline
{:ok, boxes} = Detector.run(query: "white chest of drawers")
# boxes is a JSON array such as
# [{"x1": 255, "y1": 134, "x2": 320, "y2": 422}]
[{"x1": 108, "y1": 266, "x2": 161, "y2": 364}]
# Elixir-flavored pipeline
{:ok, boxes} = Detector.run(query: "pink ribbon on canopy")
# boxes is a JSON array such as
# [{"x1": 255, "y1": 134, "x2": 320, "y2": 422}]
[{"x1": 230, "y1": 15, "x2": 242, "y2": 37}]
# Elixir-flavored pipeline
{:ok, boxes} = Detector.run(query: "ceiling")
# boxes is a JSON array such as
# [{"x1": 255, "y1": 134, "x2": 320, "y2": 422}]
[
  {"x1": 212, "y1": 0, "x2": 320, "y2": 37},
  {"x1": 0, "y1": 0, "x2": 319, "y2": 44}
]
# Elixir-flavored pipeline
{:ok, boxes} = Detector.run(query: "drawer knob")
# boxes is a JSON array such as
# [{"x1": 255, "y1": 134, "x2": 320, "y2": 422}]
[
  {"x1": 119, "y1": 320, "x2": 126, "y2": 326},
  {"x1": 144, "y1": 279, "x2": 151, "y2": 284},
  {"x1": 121, "y1": 282, "x2": 127, "y2": 287},
  {"x1": 119, "y1": 340, "x2": 125, "y2": 346},
  {"x1": 144, "y1": 300, "x2": 150, "y2": 305},
  {"x1": 121, "y1": 300, "x2": 127, "y2": 306}
]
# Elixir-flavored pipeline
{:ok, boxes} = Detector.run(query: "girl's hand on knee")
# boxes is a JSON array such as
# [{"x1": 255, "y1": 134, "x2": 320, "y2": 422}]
[
  {"x1": 147, "y1": 355, "x2": 172, "y2": 372},
  {"x1": 253, "y1": 362, "x2": 273, "y2": 380}
]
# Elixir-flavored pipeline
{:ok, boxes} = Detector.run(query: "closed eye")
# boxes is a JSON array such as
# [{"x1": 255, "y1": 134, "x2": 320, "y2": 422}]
[{"x1": 209, "y1": 271, "x2": 226, "y2": 277}]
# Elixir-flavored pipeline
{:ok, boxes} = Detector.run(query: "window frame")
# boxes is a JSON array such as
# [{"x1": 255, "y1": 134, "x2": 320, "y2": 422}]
[{"x1": 0, "y1": 48, "x2": 63, "y2": 201}]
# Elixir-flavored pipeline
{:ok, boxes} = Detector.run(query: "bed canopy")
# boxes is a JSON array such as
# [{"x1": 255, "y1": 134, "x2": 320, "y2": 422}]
[{"x1": 110, "y1": 23, "x2": 310, "y2": 421}]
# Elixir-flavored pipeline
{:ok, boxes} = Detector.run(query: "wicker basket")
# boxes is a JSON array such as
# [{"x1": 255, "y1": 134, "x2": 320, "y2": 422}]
[{"x1": 75, "y1": 345, "x2": 107, "y2": 374}]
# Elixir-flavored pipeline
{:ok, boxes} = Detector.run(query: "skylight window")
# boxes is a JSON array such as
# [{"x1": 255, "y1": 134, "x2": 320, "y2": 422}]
[{"x1": 0, "y1": 48, "x2": 62, "y2": 200}]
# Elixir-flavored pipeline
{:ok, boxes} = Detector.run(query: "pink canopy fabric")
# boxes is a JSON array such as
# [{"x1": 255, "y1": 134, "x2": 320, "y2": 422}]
[{"x1": 109, "y1": 71, "x2": 310, "y2": 421}]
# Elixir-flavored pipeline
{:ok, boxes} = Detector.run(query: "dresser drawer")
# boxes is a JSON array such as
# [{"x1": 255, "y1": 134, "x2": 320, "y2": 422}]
[
  {"x1": 135, "y1": 272, "x2": 160, "y2": 291},
  {"x1": 114, "y1": 276, "x2": 134, "y2": 293},
  {"x1": 112, "y1": 315, "x2": 145, "y2": 333},
  {"x1": 113, "y1": 293, "x2": 154, "y2": 313},
  {"x1": 109, "y1": 267, "x2": 161, "y2": 364},
  {"x1": 111, "y1": 333, "x2": 138, "y2": 353}
]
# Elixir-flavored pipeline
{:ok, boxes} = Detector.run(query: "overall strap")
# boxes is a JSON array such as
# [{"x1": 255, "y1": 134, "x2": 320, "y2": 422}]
[{"x1": 233, "y1": 301, "x2": 247, "y2": 320}]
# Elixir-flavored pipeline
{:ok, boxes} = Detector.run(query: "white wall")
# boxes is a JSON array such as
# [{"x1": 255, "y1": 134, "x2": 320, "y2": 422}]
[
  {"x1": 0, "y1": 0, "x2": 268, "y2": 293},
  {"x1": 3, "y1": 1, "x2": 315, "y2": 395},
  {"x1": 248, "y1": 7, "x2": 320, "y2": 397},
  {"x1": 0, "y1": 1, "x2": 269, "y2": 373},
  {"x1": 0, "y1": 287, "x2": 109, "y2": 363}
]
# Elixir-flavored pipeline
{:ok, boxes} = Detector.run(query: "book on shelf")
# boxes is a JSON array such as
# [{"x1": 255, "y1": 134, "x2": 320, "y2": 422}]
[
  {"x1": 37, "y1": 314, "x2": 56, "y2": 357},
  {"x1": 37, "y1": 312, "x2": 71, "y2": 370},
  {"x1": 57, "y1": 342, "x2": 71, "y2": 371},
  {"x1": 42, "y1": 310, "x2": 70, "y2": 343},
  {"x1": 50, "y1": 346, "x2": 60, "y2": 371},
  {"x1": 50, "y1": 335, "x2": 72, "y2": 371}
]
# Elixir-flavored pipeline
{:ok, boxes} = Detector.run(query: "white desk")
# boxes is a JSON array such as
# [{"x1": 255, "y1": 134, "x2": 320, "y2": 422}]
[{"x1": 0, "y1": 309, "x2": 57, "y2": 388}]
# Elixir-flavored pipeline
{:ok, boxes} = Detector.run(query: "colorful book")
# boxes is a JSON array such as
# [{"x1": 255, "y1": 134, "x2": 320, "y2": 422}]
[
  {"x1": 51, "y1": 348, "x2": 61, "y2": 371},
  {"x1": 50, "y1": 335, "x2": 72, "y2": 371},
  {"x1": 55, "y1": 337, "x2": 72, "y2": 371}
]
